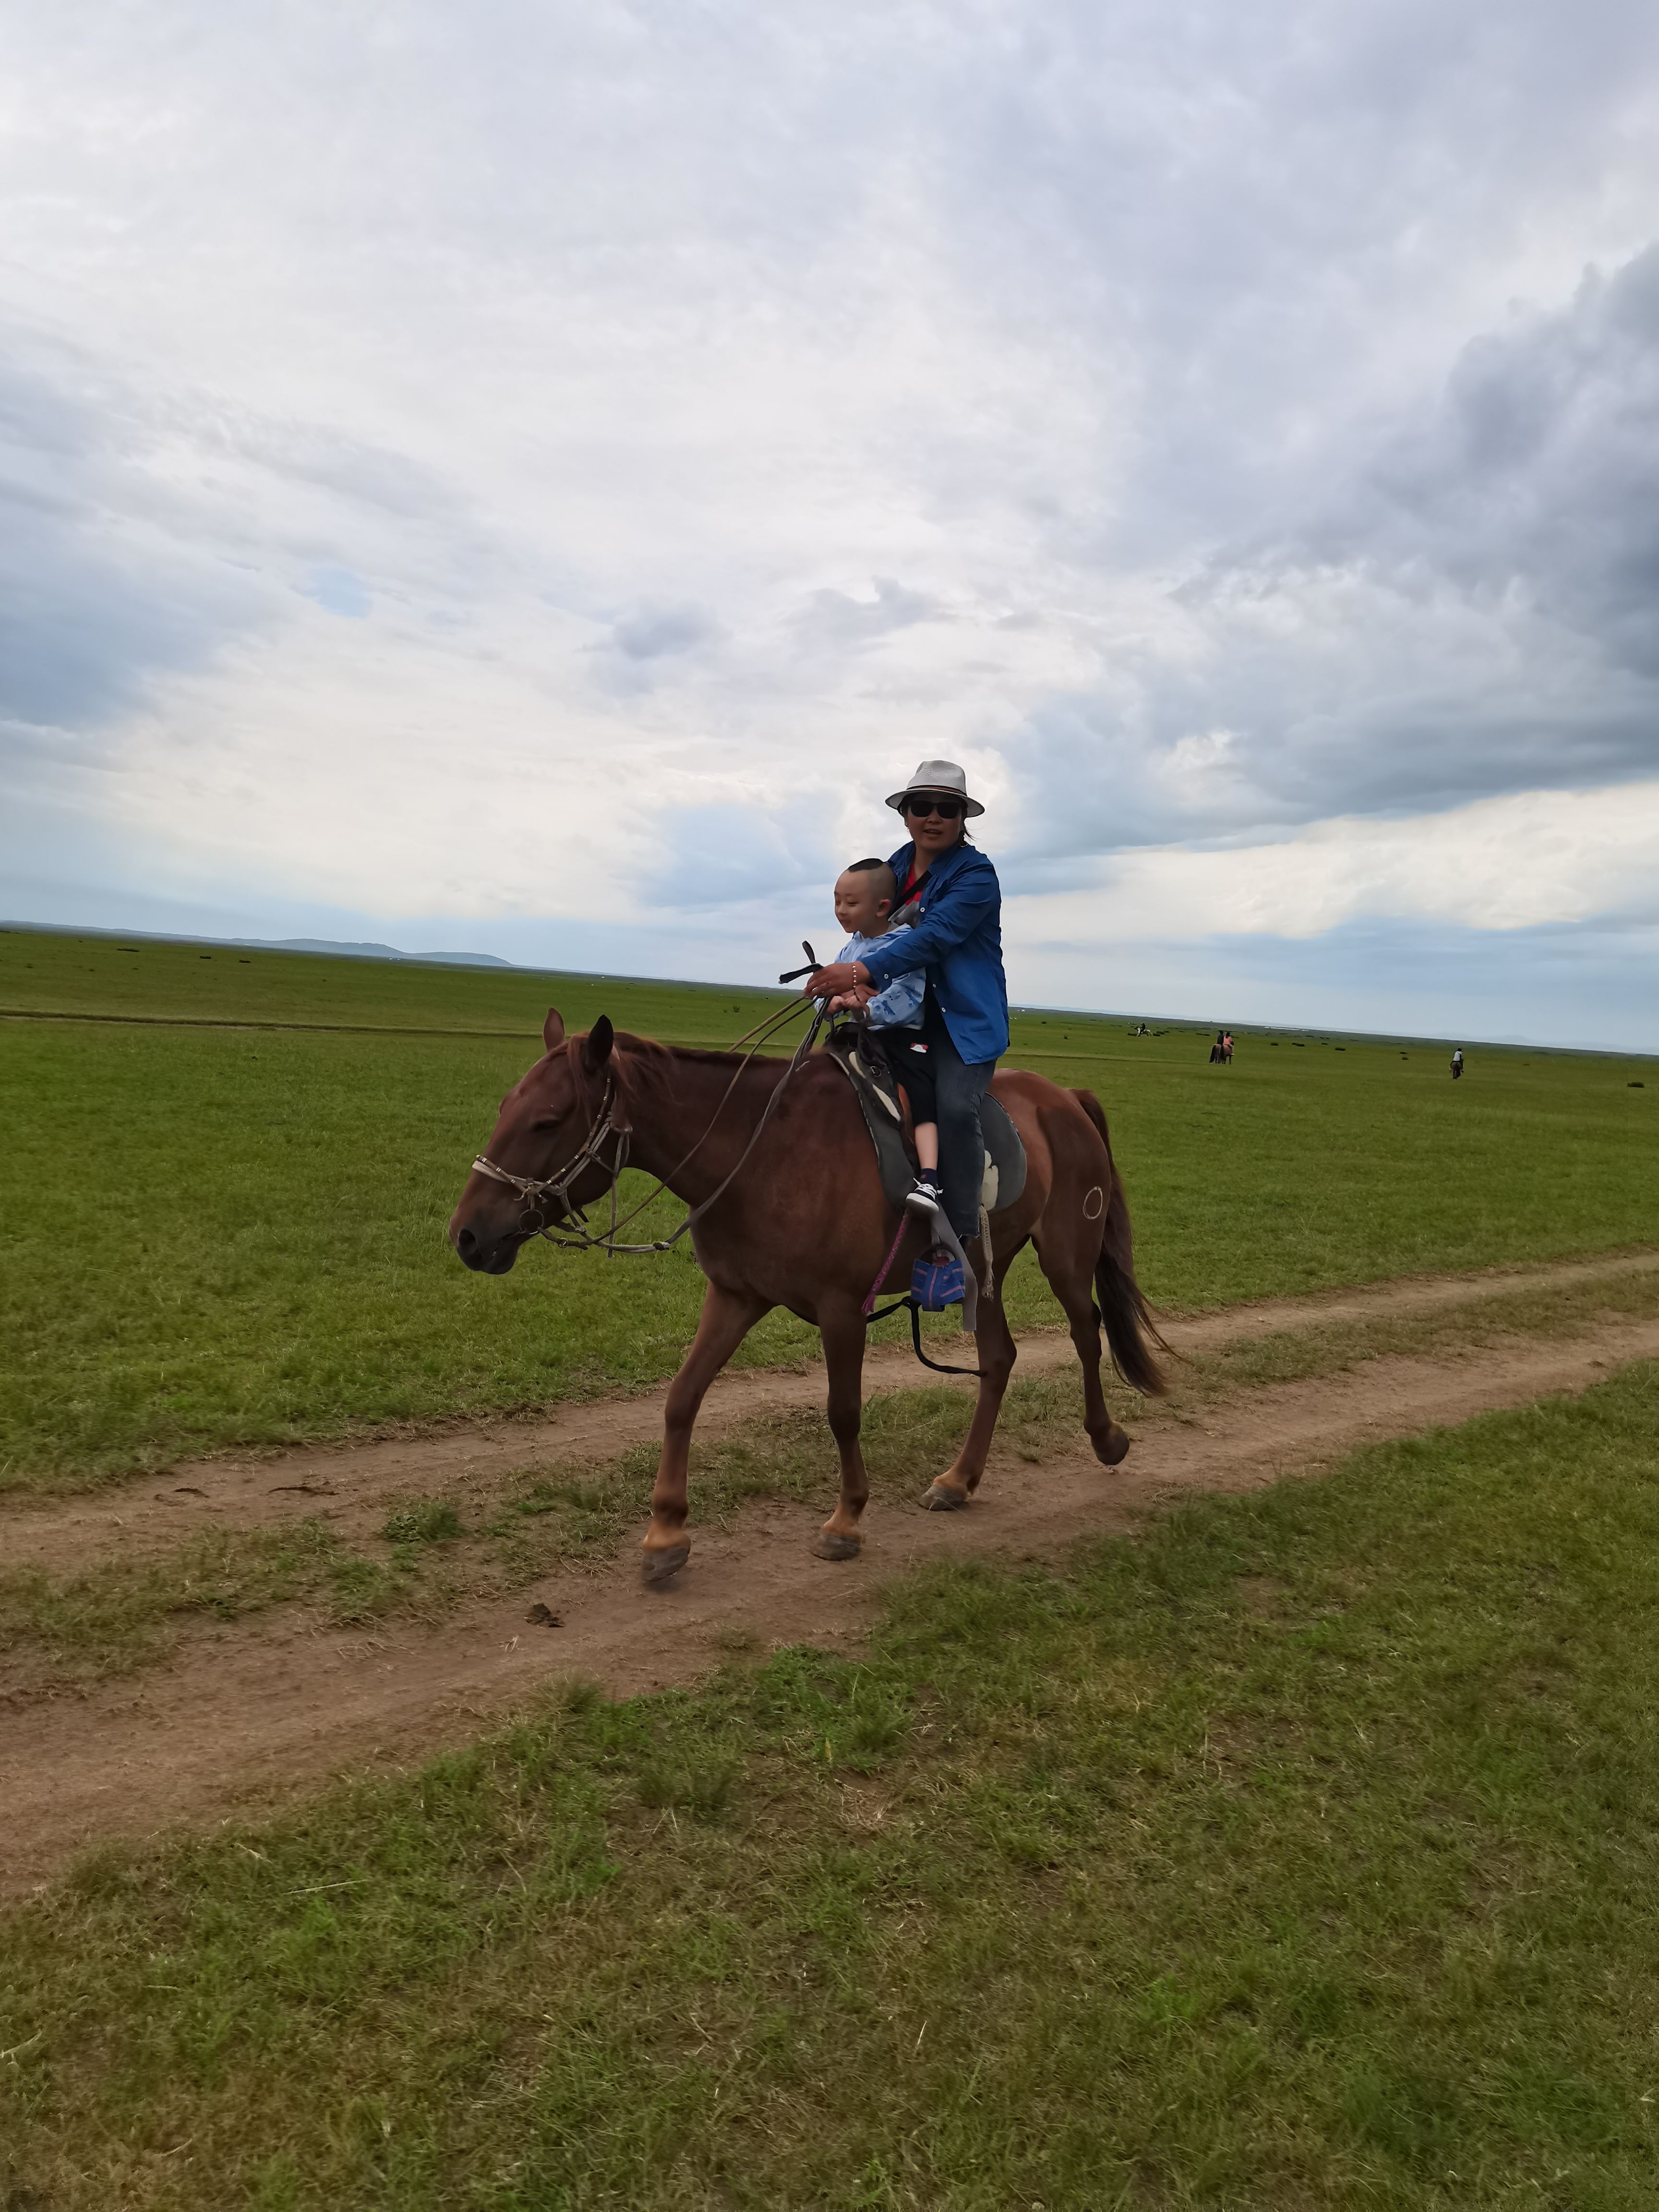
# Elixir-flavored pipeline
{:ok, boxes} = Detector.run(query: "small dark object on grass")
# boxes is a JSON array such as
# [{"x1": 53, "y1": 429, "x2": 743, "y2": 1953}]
[
  {"x1": 526, "y1": 1602, "x2": 561, "y2": 1627},
  {"x1": 1631, "y1": 1082, "x2": 1645, "y2": 1089}
]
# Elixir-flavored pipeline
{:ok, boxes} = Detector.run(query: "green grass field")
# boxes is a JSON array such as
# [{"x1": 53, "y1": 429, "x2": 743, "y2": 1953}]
[
  {"x1": 6, "y1": 1365, "x2": 1659, "y2": 2208},
  {"x1": 3, "y1": 925, "x2": 1655, "y2": 1490}
]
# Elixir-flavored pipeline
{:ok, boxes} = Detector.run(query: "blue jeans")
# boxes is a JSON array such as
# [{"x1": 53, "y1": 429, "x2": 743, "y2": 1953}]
[{"x1": 930, "y1": 1027, "x2": 996, "y2": 1241}]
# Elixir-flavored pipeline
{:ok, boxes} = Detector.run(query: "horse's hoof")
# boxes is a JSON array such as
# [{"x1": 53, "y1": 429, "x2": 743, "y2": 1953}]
[
  {"x1": 1094, "y1": 1425, "x2": 1131, "y2": 1468},
  {"x1": 642, "y1": 1543, "x2": 690, "y2": 1586},
  {"x1": 813, "y1": 1531, "x2": 862, "y2": 1562},
  {"x1": 921, "y1": 1481, "x2": 970, "y2": 1512}
]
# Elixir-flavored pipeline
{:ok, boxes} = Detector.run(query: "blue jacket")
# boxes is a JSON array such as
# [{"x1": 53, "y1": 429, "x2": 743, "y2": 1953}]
[{"x1": 858, "y1": 838, "x2": 1009, "y2": 1065}]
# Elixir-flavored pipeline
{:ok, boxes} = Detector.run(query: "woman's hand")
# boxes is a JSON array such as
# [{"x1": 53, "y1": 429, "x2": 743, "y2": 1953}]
[{"x1": 805, "y1": 961, "x2": 868, "y2": 998}]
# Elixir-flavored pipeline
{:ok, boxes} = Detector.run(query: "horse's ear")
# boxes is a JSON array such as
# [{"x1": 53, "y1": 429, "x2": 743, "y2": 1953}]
[
  {"x1": 543, "y1": 1007, "x2": 565, "y2": 1051},
  {"x1": 581, "y1": 1015, "x2": 614, "y2": 1074}
]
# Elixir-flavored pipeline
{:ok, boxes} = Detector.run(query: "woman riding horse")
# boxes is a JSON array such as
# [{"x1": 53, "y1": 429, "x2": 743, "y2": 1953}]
[
  {"x1": 807, "y1": 759, "x2": 1005, "y2": 1260},
  {"x1": 450, "y1": 755, "x2": 1164, "y2": 1582}
]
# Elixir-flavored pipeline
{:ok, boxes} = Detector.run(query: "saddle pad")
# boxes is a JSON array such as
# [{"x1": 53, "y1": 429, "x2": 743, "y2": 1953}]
[{"x1": 824, "y1": 1027, "x2": 1028, "y2": 1217}]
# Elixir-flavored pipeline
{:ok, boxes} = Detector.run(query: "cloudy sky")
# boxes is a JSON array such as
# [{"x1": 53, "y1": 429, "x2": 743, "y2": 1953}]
[{"x1": 4, "y1": 0, "x2": 1659, "y2": 1046}]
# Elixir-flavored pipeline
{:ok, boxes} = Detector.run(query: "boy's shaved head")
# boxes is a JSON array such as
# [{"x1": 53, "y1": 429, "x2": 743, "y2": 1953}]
[
  {"x1": 843, "y1": 857, "x2": 896, "y2": 902},
  {"x1": 834, "y1": 858, "x2": 897, "y2": 937}
]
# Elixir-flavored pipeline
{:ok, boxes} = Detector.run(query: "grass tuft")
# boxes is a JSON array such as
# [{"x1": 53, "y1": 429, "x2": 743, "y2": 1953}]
[{"x1": 381, "y1": 1499, "x2": 463, "y2": 1545}]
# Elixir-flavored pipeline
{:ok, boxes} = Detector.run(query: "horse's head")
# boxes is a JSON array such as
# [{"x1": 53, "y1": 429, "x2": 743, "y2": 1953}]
[{"x1": 447, "y1": 1008, "x2": 623, "y2": 1274}]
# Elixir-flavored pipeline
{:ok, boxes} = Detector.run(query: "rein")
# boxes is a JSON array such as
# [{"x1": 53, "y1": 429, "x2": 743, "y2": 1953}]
[{"x1": 470, "y1": 995, "x2": 827, "y2": 1258}]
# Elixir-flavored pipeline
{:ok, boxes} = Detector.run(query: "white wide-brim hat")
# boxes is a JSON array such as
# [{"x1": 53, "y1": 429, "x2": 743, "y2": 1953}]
[{"x1": 884, "y1": 758, "x2": 985, "y2": 817}]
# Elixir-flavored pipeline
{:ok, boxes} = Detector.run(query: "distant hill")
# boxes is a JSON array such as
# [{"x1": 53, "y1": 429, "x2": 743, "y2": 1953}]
[
  {"x1": 0, "y1": 920, "x2": 518, "y2": 968},
  {"x1": 241, "y1": 938, "x2": 513, "y2": 968}
]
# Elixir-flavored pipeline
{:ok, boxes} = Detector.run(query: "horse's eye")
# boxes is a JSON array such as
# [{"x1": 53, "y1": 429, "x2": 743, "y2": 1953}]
[{"x1": 530, "y1": 1117, "x2": 560, "y2": 1133}]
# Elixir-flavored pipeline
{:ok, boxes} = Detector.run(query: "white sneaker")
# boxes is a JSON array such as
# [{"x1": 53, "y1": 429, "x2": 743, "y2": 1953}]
[{"x1": 905, "y1": 1179, "x2": 941, "y2": 1219}]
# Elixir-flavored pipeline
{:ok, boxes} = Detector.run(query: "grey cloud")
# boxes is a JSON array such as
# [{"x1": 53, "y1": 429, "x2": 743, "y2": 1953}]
[
  {"x1": 644, "y1": 800, "x2": 833, "y2": 914},
  {"x1": 0, "y1": 325, "x2": 486, "y2": 772},
  {"x1": 1354, "y1": 248, "x2": 1659, "y2": 673},
  {"x1": 997, "y1": 237, "x2": 1659, "y2": 871},
  {"x1": 196, "y1": 407, "x2": 469, "y2": 524},
  {"x1": 794, "y1": 578, "x2": 940, "y2": 648},
  {"x1": 609, "y1": 603, "x2": 721, "y2": 660},
  {"x1": 0, "y1": 347, "x2": 266, "y2": 739}
]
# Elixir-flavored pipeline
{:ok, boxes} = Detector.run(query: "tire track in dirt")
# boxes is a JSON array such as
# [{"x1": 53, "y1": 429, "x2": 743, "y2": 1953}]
[
  {"x1": 8, "y1": 1248, "x2": 1657, "y2": 1576},
  {"x1": 4, "y1": 1287, "x2": 1659, "y2": 1897}
]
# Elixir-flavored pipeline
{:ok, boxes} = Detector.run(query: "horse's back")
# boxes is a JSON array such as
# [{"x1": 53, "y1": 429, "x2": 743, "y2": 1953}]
[{"x1": 990, "y1": 1065, "x2": 1116, "y2": 1225}]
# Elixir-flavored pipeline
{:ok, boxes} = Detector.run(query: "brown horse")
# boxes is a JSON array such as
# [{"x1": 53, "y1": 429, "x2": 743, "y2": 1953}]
[{"x1": 448, "y1": 1010, "x2": 1165, "y2": 1583}]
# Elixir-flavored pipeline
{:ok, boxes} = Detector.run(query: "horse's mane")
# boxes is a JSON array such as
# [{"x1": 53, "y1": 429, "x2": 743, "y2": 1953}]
[{"x1": 610, "y1": 1031, "x2": 796, "y2": 1077}]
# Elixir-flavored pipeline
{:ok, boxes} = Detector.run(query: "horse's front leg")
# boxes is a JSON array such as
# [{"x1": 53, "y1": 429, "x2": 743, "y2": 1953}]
[
  {"x1": 923, "y1": 1276, "x2": 1018, "y2": 1511},
  {"x1": 814, "y1": 1303, "x2": 870, "y2": 1561},
  {"x1": 644, "y1": 1283, "x2": 769, "y2": 1585}
]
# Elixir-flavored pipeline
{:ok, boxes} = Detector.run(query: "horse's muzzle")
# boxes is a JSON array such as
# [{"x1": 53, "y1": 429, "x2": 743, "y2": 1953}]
[{"x1": 449, "y1": 1218, "x2": 522, "y2": 1275}]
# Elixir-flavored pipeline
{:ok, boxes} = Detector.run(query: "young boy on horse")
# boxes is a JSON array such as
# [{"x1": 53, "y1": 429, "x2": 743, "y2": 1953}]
[
  {"x1": 808, "y1": 760, "x2": 1008, "y2": 1255},
  {"x1": 827, "y1": 856, "x2": 946, "y2": 1223}
]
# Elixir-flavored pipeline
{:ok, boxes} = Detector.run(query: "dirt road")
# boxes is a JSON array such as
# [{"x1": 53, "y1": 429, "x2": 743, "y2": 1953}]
[
  {"x1": 12, "y1": 1248, "x2": 1657, "y2": 1578},
  {"x1": 4, "y1": 1250, "x2": 1656, "y2": 1896}
]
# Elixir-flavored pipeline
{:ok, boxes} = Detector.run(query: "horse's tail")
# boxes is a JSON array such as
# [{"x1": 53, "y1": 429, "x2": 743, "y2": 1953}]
[{"x1": 1073, "y1": 1088, "x2": 1168, "y2": 1397}]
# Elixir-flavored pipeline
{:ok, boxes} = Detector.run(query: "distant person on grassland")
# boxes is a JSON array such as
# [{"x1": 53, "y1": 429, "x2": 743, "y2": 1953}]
[{"x1": 1451, "y1": 1047, "x2": 1465, "y2": 1080}]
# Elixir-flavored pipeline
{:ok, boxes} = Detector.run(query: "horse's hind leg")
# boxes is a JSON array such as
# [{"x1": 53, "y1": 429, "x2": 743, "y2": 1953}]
[
  {"x1": 922, "y1": 1272, "x2": 1018, "y2": 1511},
  {"x1": 644, "y1": 1283, "x2": 769, "y2": 1585},
  {"x1": 1036, "y1": 1229, "x2": 1130, "y2": 1468},
  {"x1": 814, "y1": 1302, "x2": 870, "y2": 1562}
]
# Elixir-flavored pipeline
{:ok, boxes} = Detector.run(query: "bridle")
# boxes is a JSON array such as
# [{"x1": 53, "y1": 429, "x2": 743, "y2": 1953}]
[
  {"x1": 469, "y1": 1070, "x2": 631, "y2": 1242},
  {"x1": 469, "y1": 994, "x2": 827, "y2": 1257}
]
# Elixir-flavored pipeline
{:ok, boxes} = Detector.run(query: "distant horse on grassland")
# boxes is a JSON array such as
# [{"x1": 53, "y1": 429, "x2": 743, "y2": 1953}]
[{"x1": 448, "y1": 1010, "x2": 1166, "y2": 1585}]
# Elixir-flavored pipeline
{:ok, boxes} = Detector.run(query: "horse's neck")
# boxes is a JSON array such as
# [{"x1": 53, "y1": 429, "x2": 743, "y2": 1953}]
[{"x1": 619, "y1": 1049, "x2": 783, "y2": 1203}]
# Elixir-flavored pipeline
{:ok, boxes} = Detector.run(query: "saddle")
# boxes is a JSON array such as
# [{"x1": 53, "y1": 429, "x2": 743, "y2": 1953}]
[{"x1": 822, "y1": 1023, "x2": 1027, "y2": 1218}]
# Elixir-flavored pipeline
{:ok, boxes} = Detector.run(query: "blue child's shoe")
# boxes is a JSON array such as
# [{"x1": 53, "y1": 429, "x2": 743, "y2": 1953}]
[{"x1": 911, "y1": 1250, "x2": 966, "y2": 1310}]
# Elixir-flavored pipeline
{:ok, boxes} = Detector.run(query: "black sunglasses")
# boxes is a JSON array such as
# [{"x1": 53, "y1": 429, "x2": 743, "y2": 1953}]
[{"x1": 902, "y1": 793, "x2": 965, "y2": 820}]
